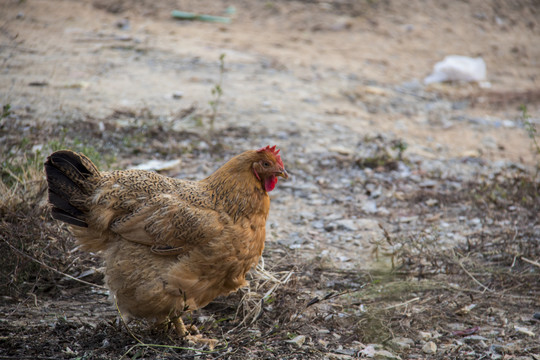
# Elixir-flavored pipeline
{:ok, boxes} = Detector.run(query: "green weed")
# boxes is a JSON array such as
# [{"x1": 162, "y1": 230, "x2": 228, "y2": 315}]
[
  {"x1": 208, "y1": 53, "x2": 226, "y2": 131},
  {"x1": 521, "y1": 105, "x2": 539, "y2": 155}
]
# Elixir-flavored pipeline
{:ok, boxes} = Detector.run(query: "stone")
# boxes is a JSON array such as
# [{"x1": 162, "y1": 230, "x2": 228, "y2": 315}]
[
  {"x1": 286, "y1": 335, "x2": 306, "y2": 347},
  {"x1": 362, "y1": 200, "x2": 378, "y2": 214},
  {"x1": 373, "y1": 350, "x2": 401, "y2": 360},
  {"x1": 422, "y1": 341, "x2": 437, "y2": 354},
  {"x1": 389, "y1": 337, "x2": 414, "y2": 351},
  {"x1": 360, "y1": 345, "x2": 401, "y2": 360},
  {"x1": 335, "y1": 219, "x2": 358, "y2": 231}
]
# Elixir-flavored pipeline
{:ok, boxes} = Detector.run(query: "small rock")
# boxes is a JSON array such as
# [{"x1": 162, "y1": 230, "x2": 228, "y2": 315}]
[
  {"x1": 399, "y1": 216, "x2": 418, "y2": 223},
  {"x1": 115, "y1": 34, "x2": 132, "y2": 41},
  {"x1": 333, "y1": 348, "x2": 356, "y2": 356},
  {"x1": 324, "y1": 223, "x2": 337, "y2": 232},
  {"x1": 356, "y1": 218, "x2": 381, "y2": 231},
  {"x1": 329, "y1": 145, "x2": 353, "y2": 156},
  {"x1": 286, "y1": 335, "x2": 306, "y2": 347},
  {"x1": 463, "y1": 335, "x2": 488, "y2": 344},
  {"x1": 455, "y1": 304, "x2": 477, "y2": 315},
  {"x1": 373, "y1": 350, "x2": 401, "y2": 360},
  {"x1": 418, "y1": 331, "x2": 432, "y2": 340},
  {"x1": 298, "y1": 211, "x2": 316, "y2": 220},
  {"x1": 425, "y1": 198, "x2": 438, "y2": 206},
  {"x1": 311, "y1": 220, "x2": 324, "y2": 229},
  {"x1": 335, "y1": 219, "x2": 358, "y2": 231},
  {"x1": 422, "y1": 341, "x2": 437, "y2": 354},
  {"x1": 360, "y1": 345, "x2": 401, "y2": 360},
  {"x1": 389, "y1": 337, "x2": 414, "y2": 350},
  {"x1": 362, "y1": 200, "x2": 377, "y2": 214},
  {"x1": 325, "y1": 213, "x2": 343, "y2": 221},
  {"x1": 360, "y1": 344, "x2": 379, "y2": 356}
]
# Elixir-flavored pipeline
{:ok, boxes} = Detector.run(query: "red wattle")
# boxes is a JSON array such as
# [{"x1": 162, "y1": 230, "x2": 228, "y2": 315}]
[{"x1": 264, "y1": 175, "x2": 278, "y2": 192}]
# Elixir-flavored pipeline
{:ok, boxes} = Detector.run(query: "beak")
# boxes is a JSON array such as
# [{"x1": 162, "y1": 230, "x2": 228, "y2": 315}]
[{"x1": 277, "y1": 168, "x2": 289, "y2": 179}]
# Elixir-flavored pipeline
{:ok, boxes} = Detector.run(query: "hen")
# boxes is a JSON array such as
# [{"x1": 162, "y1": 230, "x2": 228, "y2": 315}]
[{"x1": 44, "y1": 146, "x2": 287, "y2": 343}]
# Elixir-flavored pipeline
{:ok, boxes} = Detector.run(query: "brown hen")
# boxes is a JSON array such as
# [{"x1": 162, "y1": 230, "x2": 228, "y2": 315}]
[{"x1": 44, "y1": 146, "x2": 287, "y2": 342}]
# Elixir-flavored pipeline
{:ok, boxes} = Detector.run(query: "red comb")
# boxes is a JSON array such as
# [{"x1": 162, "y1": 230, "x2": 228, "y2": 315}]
[{"x1": 257, "y1": 145, "x2": 284, "y2": 167}]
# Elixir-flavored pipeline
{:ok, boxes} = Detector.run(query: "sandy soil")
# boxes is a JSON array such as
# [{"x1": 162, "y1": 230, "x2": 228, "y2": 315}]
[{"x1": 1, "y1": 0, "x2": 539, "y2": 163}]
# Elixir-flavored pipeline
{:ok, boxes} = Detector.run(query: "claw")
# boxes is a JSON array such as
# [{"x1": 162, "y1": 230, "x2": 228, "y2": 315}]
[{"x1": 171, "y1": 317, "x2": 218, "y2": 350}]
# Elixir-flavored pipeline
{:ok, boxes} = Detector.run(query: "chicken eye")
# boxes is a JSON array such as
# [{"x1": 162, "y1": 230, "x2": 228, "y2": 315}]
[{"x1": 263, "y1": 161, "x2": 270, "y2": 167}]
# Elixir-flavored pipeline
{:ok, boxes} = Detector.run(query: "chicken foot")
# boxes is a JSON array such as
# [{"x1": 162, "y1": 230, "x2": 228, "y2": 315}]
[{"x1": 171, "y1": 316, "x2": 218, "y2": 350}]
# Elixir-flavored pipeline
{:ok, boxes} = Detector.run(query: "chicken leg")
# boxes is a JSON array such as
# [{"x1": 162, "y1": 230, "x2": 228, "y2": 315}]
[{"x1": 171, "y1": 317, "x2": 218, "y2": 350}]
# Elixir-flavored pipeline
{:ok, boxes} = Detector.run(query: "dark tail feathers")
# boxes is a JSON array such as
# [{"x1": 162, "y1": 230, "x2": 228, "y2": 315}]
[{"x1": 44, "y1": 150, "x2": 100, "y2": 228}]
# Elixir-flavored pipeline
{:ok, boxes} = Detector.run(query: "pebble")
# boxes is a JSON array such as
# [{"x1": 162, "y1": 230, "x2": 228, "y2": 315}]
[
  {"x1": 311, "y1": 220, "x2": 325, "y2": 229},
  {"x1": 329, "y1": 145, "x2": 353, "y2": 156},
  {"x1": 356, "y1": 218, "x2": 381, "y2": 230},
  {"x1": 360, "y1": 345, "x2": 401, "y2": 360},
  {"x1": 463, "y1": 335, "x2": 488, "y2": 344},
  {"x1": 286, "y1": 335, "x2": 306, "y2": 347},
  {"x1": 389, "y1": 337, "x2": 414, "y2": 350},
  {"x1": 362, "y1": 200, "x2": 377, "y2": 214},
  {"x1": 334, "y1": 219, "x2": 358, "y2": 231},
  {"x1": 422, "y1": 341, "x2": 437, "y2": 354},
  {"x1": 373, "y1": 350, "x2": 401, "y2": 360},
  {"x1": 455, "y1": 303, "x2": 477, "y2": 315}
]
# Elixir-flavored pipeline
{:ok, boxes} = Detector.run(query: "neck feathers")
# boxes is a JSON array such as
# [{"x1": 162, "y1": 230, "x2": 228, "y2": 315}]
[{"x1": 204, "y1": 151, "x2": 269, "y2": 221}]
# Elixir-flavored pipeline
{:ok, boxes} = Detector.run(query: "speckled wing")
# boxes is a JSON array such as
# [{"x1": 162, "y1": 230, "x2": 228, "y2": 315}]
[
  {"x1": 108, "y1": 193, "x2": 225, "y2": 255},
  {"x1": 94, "y1": 171, "x2": 226, "y2": 256}
]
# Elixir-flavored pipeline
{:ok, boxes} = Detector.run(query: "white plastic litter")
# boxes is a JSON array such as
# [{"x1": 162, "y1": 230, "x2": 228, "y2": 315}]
[{"x1": 424, "y1": 55, "x2": 486, "y2": 84}]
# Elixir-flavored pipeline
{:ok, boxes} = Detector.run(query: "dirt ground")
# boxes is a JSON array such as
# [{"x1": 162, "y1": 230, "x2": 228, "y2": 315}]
[{"x1": 1, "y1": 0, "x2": 539, "y2": 359}]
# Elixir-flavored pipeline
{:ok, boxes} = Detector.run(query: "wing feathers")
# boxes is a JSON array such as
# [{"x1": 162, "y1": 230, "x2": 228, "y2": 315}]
[{"x1": 106, "y1": 192, "x2": 224, "y2": 255}]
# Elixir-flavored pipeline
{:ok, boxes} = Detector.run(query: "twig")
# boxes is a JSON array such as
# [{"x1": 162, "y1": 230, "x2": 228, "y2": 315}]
[
  {"x1": 521, "y1": 257, "x2": 540, "y2": 268},
  {"x1": 384, "y1": 296, "x2": 420, "y2": 310},
  {"x1": 445, "y1": 284, "x2": 486, "y2": 294},
  {"x1": 0, "y1": 236, "x2": 107, "y2": 289},
  {"x1": 457, "y1": 260, "x2": 493, "y2": 293}
]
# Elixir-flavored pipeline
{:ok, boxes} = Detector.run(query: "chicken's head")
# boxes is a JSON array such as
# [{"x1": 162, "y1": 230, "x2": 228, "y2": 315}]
[{"x1": 252, "y1": 145, "x2": 288, "y2": 192}]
